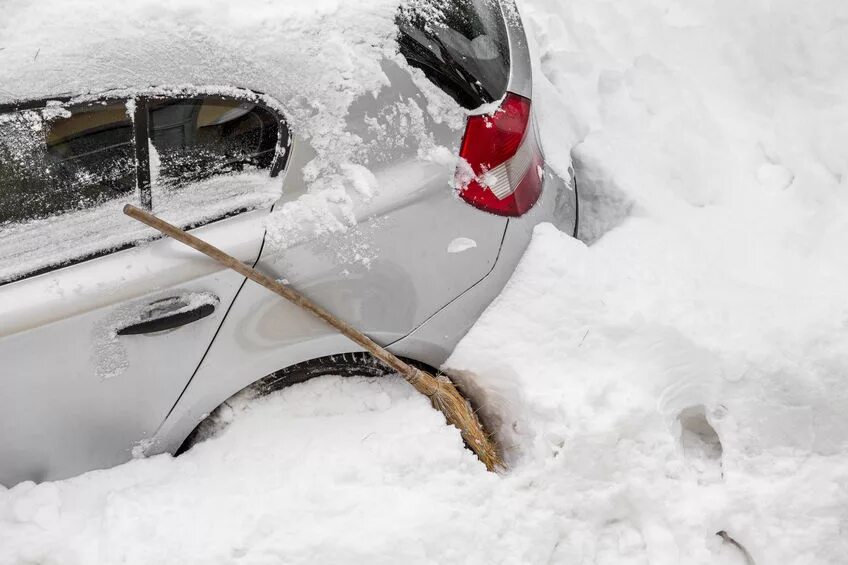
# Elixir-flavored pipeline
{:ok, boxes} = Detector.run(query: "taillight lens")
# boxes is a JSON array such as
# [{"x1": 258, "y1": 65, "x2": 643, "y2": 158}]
[{"x1": 456, "y1": 93, "x2": 543, "y2": 217}]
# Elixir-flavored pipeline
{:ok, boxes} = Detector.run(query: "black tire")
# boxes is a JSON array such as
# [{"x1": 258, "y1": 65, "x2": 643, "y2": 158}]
[
  {"x1": 176, "y1": 353, "x2": 429, "y2": 455},
  {"x1": 253, "y1": 352, "x2": 395, "y2": 396}
]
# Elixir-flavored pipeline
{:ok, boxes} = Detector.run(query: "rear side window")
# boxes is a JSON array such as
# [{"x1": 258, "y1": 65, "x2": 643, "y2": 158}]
[
  {"x1": 397, "y1": 0, "x2": 510, "y2": 109},
  {"x1": 149, "y1": 97, "x2": 279, "y2": 191},
  {"x1": 0, "y1": 92, "x2": 288, "y2": 284}
]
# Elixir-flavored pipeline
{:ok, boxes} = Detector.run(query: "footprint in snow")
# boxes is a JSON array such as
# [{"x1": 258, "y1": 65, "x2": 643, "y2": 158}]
[
  {"x1": 676, "y1": 407, "x2": 756, "y2": 563},
  {"x1": 677, "y1": 404, "x2": 723, "y2": 484}
]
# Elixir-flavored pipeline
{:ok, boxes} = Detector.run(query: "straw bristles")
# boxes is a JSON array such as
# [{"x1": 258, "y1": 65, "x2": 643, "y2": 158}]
[{"x1": 406, "y1": 369, "x2": 502, "y2": 472}]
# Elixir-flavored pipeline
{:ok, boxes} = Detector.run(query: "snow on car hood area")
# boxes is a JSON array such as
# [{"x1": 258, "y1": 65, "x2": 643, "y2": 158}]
[{"x1": 3, "y1": 0, "x2": 848, "y2": 564}]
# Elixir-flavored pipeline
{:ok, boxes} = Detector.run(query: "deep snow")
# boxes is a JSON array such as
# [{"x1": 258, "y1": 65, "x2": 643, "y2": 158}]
[{"x1": 3, "y1": 0, "x2": 848, "y2": 563}]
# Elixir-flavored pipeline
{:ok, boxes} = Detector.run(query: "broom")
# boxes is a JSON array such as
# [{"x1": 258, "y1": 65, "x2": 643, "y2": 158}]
[{"x1": 123, "y1": 204, "x2": 502, "y2": 472}]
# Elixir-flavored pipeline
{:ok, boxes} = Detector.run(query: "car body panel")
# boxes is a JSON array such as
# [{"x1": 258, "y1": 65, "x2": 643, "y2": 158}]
[
  {"x1": 1, "y1": 210, "x2": 267, "y2": 337},
  {"x1": 0, "y1": 210, "x2": 270, "y2": 484},
  {"x1": 392, "y1": 166, "x2": 577, "y2": 368}
]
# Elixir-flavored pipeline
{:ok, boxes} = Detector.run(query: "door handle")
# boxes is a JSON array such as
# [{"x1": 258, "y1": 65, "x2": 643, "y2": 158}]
[{"x1": 117, "y1": 294, "x2": 218, "y2": 336}]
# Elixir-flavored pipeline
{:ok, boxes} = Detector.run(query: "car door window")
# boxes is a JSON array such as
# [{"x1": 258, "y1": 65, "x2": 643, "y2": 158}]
[
  {"x1": 0, "y1": 93, "x2": 288, "y2": 284},
  {"x1": 47, "y1": 102, "x2": 137, "y2": 204},
  {"x1": 147, "y1": 97, "x2": 284, "y2": 226},
  {"x1": 0, "y1": 102, "x2": 135, "y2": 225},
  {"x1": 0, "y1": 103, "x2": 142, "y2": 282},
  {"x1": 0, "y1": 111, "x2": 52, "y2": 225},
  {"x1": 150, "y1": 97, "x2": 279, "y2": 190}
]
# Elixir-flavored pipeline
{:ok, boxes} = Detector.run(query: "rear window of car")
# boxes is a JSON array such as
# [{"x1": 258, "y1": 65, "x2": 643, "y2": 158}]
[
  {"x1": 397, "y1": 0, "x2": 511, "y2": 109},
  {"x1": 0, "y1": 92, "x2": 289, "y2": 284}
]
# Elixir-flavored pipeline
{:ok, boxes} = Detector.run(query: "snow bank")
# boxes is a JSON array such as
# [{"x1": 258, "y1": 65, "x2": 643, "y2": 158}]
[
  {"x1": 447, "y1": 0, "x2": 848, "y2": 561},
  {"x1": 0, "y1": 377, "x2": 492, "y2": 564},
  {"x1": 448, "y1": 224, "x2": 848, "y2": 564}
]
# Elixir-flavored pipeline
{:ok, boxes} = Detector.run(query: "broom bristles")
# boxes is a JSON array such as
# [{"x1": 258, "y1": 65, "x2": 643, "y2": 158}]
[{"x1": 407, "y1": 370, "x2": 502, "y2": 472}]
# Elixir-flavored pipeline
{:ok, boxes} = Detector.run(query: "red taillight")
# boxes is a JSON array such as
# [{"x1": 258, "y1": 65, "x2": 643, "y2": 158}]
[{"x1": 457, "y1": 93, "x2": 543, "y2": 217}]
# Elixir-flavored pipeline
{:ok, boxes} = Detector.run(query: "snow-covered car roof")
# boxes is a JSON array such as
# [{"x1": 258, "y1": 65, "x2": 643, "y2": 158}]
[{"x1": 0, "y1": 0, "x2": 401, "y2": 135}]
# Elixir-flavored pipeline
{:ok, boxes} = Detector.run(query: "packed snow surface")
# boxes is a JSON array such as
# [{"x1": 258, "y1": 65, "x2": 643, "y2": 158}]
[{"x1": 3, "y1": 0, "x2": 848, "y2": 563}]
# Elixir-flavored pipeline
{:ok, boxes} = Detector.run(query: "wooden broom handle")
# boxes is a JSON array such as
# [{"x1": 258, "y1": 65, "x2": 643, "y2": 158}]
[{"x1": 123, "y1": 204, "x2": 432, "y2": 391}]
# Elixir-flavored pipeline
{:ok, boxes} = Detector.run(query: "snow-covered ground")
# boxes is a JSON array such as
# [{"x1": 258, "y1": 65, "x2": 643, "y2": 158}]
[{"x1": 3, "y1": 0, "x2": 848, "y2": 563}]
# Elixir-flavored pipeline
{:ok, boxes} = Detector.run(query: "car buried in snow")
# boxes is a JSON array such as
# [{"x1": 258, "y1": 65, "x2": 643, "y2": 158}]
[{"x1": 0, "y1": 0, "x2": 577, "y2": 485}]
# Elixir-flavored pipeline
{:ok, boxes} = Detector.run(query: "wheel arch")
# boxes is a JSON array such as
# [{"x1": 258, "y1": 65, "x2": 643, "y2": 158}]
[
  {"x1": 147, "y1": 334, "x2": 446, "y2": 458},
  {"x1": 174, "y1": 351, "x2": 436, "y2": 455}
]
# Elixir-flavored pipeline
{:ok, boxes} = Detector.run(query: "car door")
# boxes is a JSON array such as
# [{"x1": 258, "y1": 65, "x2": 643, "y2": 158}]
[{"x1": 0, "y1": 93, "x2": 288, "y2": 485}]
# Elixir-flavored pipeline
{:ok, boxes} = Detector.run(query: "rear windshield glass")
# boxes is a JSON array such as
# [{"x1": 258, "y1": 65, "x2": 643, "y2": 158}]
[{"x1": 397, "y1": 0, "x2": 510, "y2": 109}]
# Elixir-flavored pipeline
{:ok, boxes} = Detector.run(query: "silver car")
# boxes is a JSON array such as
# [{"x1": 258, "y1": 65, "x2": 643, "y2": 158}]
[{"x1": 0, "y1": 0, "x2": 577, "y2": 486}]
